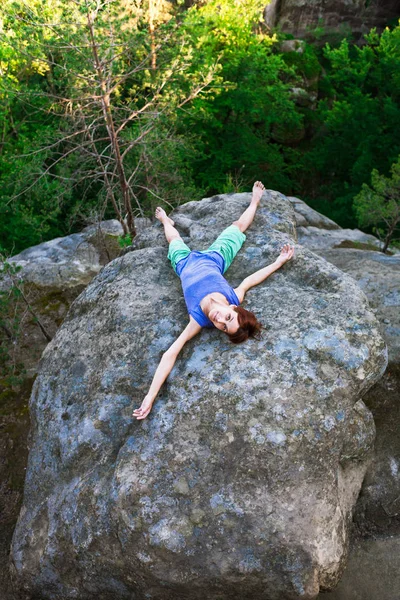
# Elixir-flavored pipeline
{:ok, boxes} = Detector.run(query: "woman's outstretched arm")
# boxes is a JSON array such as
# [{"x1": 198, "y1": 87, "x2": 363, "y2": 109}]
[
  {"x1": 132, "y1": 317, "x2": 202, "y2": 420},
  {"x1": 234, "y1": 244, "x2": 295, "y2": 302}
]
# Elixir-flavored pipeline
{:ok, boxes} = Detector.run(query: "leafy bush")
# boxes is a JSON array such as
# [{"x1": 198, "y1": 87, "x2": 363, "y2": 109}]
[
  {"x1": 354, "y1": 156, "x2": 400, "y2": 253},
  {"x1": 118, "y1": 234, "x2": 132, "y2": 249}
]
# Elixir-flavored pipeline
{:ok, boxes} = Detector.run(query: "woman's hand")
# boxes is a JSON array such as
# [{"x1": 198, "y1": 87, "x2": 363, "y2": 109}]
[
  {"x1": 133, "y1": 394, "x2": 154, "y2": 420},
  {"x1": 276, "y1": 244, "x2": 295, "y2": 266}
]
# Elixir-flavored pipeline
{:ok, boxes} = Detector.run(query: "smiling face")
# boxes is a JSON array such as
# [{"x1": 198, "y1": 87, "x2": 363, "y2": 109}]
[{"x1": 209, "y1": 303, "x2": 239, "y2": 334}]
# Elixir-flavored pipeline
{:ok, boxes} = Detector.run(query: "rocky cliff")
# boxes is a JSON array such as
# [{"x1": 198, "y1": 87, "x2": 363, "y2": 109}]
[
  {"x1": 10, "y1": 191, "x2": 387, "y2": 600},
  {"x1": 265, "y1": 0, "x2": 399, "y2": 40}
]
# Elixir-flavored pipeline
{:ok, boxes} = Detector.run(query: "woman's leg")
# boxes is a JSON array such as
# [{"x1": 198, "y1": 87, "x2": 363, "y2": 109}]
[
  {"x1": 155, "y1": 207, "x2": 182, "y2": 243},
  {"x1": 157, "y1": 207, "x2": 191, "y2": 273},
  {"x1": 232, "y1": 181, "x2": 265, "y2": 233},
  {"x1": 204, "y1": 181, "x2": 265, "y2": 272}
]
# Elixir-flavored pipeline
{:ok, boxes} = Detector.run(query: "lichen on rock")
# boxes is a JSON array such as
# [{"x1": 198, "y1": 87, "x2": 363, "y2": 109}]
[{"x1": 11, "y1": 191, "x2": 387, "y2": 600}]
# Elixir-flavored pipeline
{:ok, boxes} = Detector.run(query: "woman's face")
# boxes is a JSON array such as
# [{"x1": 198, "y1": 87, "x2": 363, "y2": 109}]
[{"x1": 209, "y1": 303, "x2": 239, "y2": 334}]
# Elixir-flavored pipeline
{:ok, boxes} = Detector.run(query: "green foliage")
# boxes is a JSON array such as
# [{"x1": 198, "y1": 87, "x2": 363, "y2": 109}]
[
  {"x1": 179, "y1": 0, "x2": 302, "y2": 194},
  {"x1": 354, "y1": 156, "x2": 400, "y2": 252},
  {"x1": 0, "y1": 257, "x2": 26, "y2": 388},
  {"x1": 1, "y1": 0, "x2": 400, "y2": 253},
  {"x1": 280, "y1": 43, "x2": 321, "y2": 86},
  {"x1": 123, "y1": 123, "x2": 202, "y2": 217},
  {"x1": 0, "y1": 0, "x2": 210, "y2": 252},
  {"x1": 300, "y1": 25, "x2": 400, "y2": 226},
  {"x1": 118, "y1": 234, "x2": 132, "y2": 248},
  {"x1": 220, "y1": 169, "x2": 247, "y2": 194},
  {"x1": 303, "y1": 18, "x2": 353, "y2": 46},
  {"x1": 0, "y1": 0, "x2": 77, "y2": 251}
]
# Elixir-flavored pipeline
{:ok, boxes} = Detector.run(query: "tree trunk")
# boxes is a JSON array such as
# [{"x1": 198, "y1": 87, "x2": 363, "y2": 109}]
[
  {"x1": 86, "y1": 6, "x2": 136, "y2": 237},
  {"x1": 149, "y1": 0, "x2": 157, "y2": 71},
  {"x1": 382, "y1": 213, "x2": 399, "y2": 253}
]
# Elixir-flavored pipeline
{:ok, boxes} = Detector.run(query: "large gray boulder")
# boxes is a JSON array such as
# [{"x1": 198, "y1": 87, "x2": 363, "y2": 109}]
[
  {"x1": 8, "y1": 220, "x2": 125, "y2": 288},
  {"x1": 2, "y1": 219, "x2": 150, "y2": 377},
  {"x1": 288, "y1": 196, "x2": 340, "y2": 231},
  {"x1": 1, "y1": 220, "x2": 124, "y2": 377},
  {"x1": 319, "y1": 361, "x2": 400, "y2": 600},
  {"x1": 296, "y1": 228, "x2": 382, "y2": 252},
  {"x1": 317, "y1": 250, "x2": 400, "y2": 364},
  {"x1": 294, "y1": 208, "x2": 400, "y2": 600},
  {"x1": 316, "y1": 249, "x2": 400, "y2": 600},
  {"x1": 287, "y1": 196, "x2": 382, "y2": 252},
  {"x1": 291, "y1": 214, "x2": 400, "y2": 542},
  {"x1": 11, "y1": 191, "x2": 386, "y2": 600}
]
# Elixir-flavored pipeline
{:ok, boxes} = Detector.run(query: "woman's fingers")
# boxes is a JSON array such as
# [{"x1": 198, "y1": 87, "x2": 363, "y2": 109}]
[
  {"x1": 136, "y1": 412, "x2": 150, "y2": 420},
  {"x1": 133, "y1": 402, "x2": 152, "y2": 420},
  {"x1": 133, "y1": 408, "x2": 151, "y2": 420},
  {"x1": 280, "y1": 244, "x2": 295, "y2": 259}
]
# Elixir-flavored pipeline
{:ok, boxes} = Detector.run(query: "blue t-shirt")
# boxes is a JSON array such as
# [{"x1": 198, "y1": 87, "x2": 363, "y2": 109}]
[{"x1": 175, "y1": 251, "x2": 240, "y2": 328}]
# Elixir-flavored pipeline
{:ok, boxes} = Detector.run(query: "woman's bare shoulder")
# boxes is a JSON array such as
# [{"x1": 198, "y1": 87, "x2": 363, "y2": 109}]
[{"x1": 233, "y1": 286, "x2": 245, "y2": 303}]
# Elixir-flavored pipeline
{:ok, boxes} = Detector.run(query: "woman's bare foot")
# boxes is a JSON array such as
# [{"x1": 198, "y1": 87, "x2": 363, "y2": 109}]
[
  {"x1": 155, "y1": 206, "x2": 174, "y2": 226},
  {"x1": 252, "y1": 181, "x2": 265, "y2": 204}
]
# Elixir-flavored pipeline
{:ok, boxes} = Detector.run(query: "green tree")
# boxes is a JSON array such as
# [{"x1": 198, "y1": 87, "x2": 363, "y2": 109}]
[
  {"x1": 0, "y1": 0, "x2": 68, "y2": 252},
  {"x1": 0, "y1": 0, "x2": 214, "y2": 253},
  {"x1": 2, "y1": 1, "x2": 400, "y2": 254},
  {"x1": 354, "y1": 156, "x2": 400, "y2": 253},
  {"x1": 300, "y1": 25, "x2": 400, "y2": 226},
  {"x1": 177, "y1": 0, "x2": 303, "y2": 194}
]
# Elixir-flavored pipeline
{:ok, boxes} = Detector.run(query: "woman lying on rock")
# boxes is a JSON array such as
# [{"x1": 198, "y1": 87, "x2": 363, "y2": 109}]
[{"x1": 133, "y1": 181, "x2": 294, "y2": 420}]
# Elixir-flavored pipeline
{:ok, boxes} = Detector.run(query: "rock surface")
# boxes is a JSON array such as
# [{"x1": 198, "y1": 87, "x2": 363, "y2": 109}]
[
  {"x1": 294, "y1": 205, "x2": 400, "y2": 600},
  {"x1": 11, "y1": 191, "x2": 387, "y2": 600},
  {"x1": 288, "y1": 196, "x2": 341, "y2": 231},
  {"x1": 319, "y1": 535, "x2": 400, "y2": 599},
  {"x1": 264, "y1": 0, "x2": 400, "y2": 41},
  {"x1": 298, "y1": 224, "x2": 400, "y2": 544},
  {"x1": 1, "y1": 220, "x2": 122, "y2": 377},
  {"x1": 356, "y1": 365, "x2": 400, "y2": 537},
  {"x1": 316, "y1": 248, "x2": 400, "y2": 566},
  {"x1": 2, "y1": 219, "x2": 150, "y2": 377},
  {"x1": 8, "y1": 220, "x2": 125, "y2": 289},
  {"x1": 288, "y1": 195, "x2": 381, "y2": 250},
  {"x1": 318, "y1": 250, "x2": 400, "y2": 363},
  {"x1": 297, "y1": 228, "x2": 383, "y2": 251}
]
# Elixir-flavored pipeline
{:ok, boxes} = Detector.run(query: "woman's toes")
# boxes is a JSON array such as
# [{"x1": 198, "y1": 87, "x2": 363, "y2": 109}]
[
  {"x1": 155, "y1": 207, "x2": 175, "y2": 225},
  {"x1": 155, "y1": 207, "x2": 165, "y2": 221},
  {"x1": 252, "y1": 181, "x2": 265, "y2": 201}
]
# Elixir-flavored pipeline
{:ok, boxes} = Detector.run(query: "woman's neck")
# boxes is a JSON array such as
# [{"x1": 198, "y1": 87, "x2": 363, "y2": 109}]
[{"x1": 200, "y1": 292, "x2": 228, "y2": 316}]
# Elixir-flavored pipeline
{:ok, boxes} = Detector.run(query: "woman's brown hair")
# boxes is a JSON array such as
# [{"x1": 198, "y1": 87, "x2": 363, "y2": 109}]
[{"x1": 227, "y1": 306, "x2": 262, "y2": 344}]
